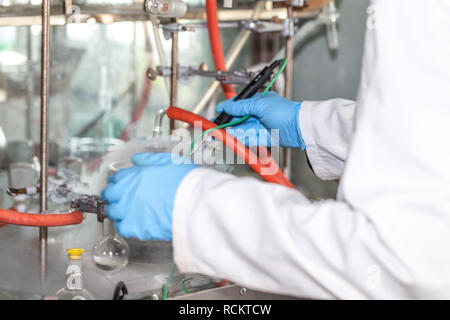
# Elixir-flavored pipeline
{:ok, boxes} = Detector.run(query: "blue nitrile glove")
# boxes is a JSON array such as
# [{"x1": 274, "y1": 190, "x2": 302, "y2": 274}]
[
  {"x1": 100, "y1": 152, "x2": 199, "y2": 241},
  {"x1": 215, "y1": 91, "x2": 305, "y2": 149}
]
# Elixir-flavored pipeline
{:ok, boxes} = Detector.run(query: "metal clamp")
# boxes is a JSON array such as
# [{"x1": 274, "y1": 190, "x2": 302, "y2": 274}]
[
  {"x1": 149, "y1": 65, "x2": 254, "y2": 85},
  {"x1": 71, "y1": 195, "x2": 106, "y2": 223},
  {"x1": 159, "y1": 19, "x2": 289, "y2": 40}
]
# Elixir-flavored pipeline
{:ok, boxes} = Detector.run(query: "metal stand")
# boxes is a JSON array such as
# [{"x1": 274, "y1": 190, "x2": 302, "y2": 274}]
[
  {"x1": 170, "y1": 18, "x2": 178, "y2": 132},
  {"x1": 39, "y1": 0, "x2": 50, "y2": 287}
]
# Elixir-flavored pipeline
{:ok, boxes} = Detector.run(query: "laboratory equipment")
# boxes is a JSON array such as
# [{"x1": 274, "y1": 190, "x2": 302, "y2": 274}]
[
  {"x1": 106, "y1": 158, "x2": 173, "y2": 264},
  {"x1": 0, "y1": 0, "x2": 338, "y2": 300},
  {"x1": 56, "y1": 249, "x2": 95, "y2": 300},
  {"x1": 92, "y1": 218, "x2": 130, "y2": 272},
  {"x1": 214, "y1": 59, "x2": 284, "y2": 125},
  {"x1": 144, "y1": 0, "x2": 187, "y2": 18}
]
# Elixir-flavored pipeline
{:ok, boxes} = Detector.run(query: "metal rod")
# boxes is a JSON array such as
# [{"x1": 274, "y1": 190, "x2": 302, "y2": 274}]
[
  {"x1": 26, "y1": 25, "x2": 33, "y2": 141},
  {"x1": 190, "y1": 11, "x2": 324, "y2": 125},
  {"x1": 282, "y1": 3, "x2": 294, "y2": 180},
  {"x1": 0, "y1": 6, "x2": 318, "y2": 27},
  {"x1": 191, "y1": 1, "x2": 265, "y2": 116},
  {"x1": 130, "y1": 22, "x2": 138, "y2": 120},
  {"x1": 39, "y1": 0, "x2": 50, "y2": 286},
  {"x1": 170, "y1": 17, "x2": 178, "y2": 132},
  {"x1": 150, "y1": 19, "x2": 171, "y2": 98}
]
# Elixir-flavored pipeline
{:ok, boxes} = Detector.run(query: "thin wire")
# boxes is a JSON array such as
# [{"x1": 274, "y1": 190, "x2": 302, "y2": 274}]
[
  {"x1": 162, "y1": 264, "x2": 177, "y2": 300},
  {"x1": 188, "y1": 58, "x2": 288, "y2": 156}
]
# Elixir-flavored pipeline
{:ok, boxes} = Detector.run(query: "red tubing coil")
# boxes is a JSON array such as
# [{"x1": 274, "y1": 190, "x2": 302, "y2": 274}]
[
  {"x1": 0, "y1": 208, "x2": 83, "y2": 227},
  {"x1": 167, "y1": 106, "x2": 294, "y2": 189},
  {"x1": 206, "y1": 0, "x2": 236, "y2": 100}
]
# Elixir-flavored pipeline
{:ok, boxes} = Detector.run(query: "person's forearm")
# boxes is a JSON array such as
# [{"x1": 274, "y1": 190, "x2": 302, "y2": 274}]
[
  {"x1": 299, "y1": 99, "x2": 356, "y2": 180},
  {"x1": 172, "y1": 168, "x2": 424, "y2": 299}
]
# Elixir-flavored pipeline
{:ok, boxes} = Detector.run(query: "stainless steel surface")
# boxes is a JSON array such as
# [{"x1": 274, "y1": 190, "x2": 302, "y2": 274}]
[
  {"x1": 39, "y1": 0, "x2": 51, "y2": 285},
  {"x1": 172, "y1": 284, "x2": 298, "y2": 300},
  {"x1": 191, "y1": 2, "x2": 265, "y2": 116},
  {"x1": 0, "y1": 216, "x2": 175, "y2": 299}
]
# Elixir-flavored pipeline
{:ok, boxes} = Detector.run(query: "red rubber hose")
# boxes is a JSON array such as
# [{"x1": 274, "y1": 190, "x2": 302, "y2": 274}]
[
  {"x1": 167, "y1": 106, "x2": 294, "y2": 189},
  {"x1": 206, "y1": 0, "x2": 236, "y2": 100},
  {"x1": 0, "y1": 207, "x2": 16, "y2": 227},
  {"x1": 0, "y1": 208, "x2": 83, "y2": 227}
]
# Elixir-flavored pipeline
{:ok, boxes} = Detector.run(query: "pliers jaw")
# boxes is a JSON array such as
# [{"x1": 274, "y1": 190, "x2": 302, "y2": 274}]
[{"x1": 71, "y1": 195, "x2": 106, "y2": 223}]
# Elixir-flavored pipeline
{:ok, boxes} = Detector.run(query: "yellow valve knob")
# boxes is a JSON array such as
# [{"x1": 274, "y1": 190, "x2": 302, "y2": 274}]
[{"x1": 66, "y1": 248, "x2": 85, "y2": 260}]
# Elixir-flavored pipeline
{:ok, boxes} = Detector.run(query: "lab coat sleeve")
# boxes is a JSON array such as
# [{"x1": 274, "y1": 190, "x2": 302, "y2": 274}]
[
  {"x1": 173, "y1": 0, "x2": 450, "y2": 300},
  {"x1": 172, "y1": 168, "x2": 417, "y2": 300},
  {"x1": 299, "y1": 99, "x2": 356, "y2": 181}
]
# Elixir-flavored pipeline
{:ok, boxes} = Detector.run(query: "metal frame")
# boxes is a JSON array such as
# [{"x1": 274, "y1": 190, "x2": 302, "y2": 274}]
[
  {"x1": 0, "y1": 4, "x2": 318, "y2": 26},
  {"x1": 39, "y1": 0, "x2": 50, "y2": 287}
]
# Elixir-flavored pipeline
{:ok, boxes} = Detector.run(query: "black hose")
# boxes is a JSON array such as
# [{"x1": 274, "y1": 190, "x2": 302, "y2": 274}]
[{"x1": 112, "y1": 281, "x2": 128, "y2": 300}]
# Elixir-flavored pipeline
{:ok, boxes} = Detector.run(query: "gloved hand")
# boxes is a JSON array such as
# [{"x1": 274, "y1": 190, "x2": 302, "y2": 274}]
[
  {"x1": 215, "y1": 91, "x2": 305, "y2": 149},
  {"x1": 100, "y1": 152, "x2": 199, "y2": 241}
]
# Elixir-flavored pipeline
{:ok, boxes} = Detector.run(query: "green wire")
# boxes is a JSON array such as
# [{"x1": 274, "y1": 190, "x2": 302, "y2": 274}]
[
  {"x1": 263, "y1": 58, "x2": 288, "y2": 96},
  {"x1": 162, "y1": 284, "x2": 167, "y2": 300},
  {"x1": 162, "y1": 264, "x2": 190, "y2": 299},
  {"x1": 182, "y1": 282, "x2": 189, "y2": 294},
  {"x1": 188, "y1": 58, "x2": 288, "y2": 157},
  {"x1": 162, "y1": 264, "x2": 177, "y2": 300}
]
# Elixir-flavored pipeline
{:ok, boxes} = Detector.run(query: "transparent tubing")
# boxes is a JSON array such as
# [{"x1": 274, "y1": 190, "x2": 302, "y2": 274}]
[{"x1": 92, "y1": 218, "x2": 130, "y2": 272}]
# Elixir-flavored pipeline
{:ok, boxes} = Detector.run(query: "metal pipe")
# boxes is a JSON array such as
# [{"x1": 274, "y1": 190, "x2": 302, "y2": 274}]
[
  {"x1": 150, "y1": 18, "x2": 171, "y2": 97},
  {"x1": 26, "y1": 25, "x2": 33, "y2": 141},
  {"x1": 170, "y1": 17, "x2": 178, "y2": 132},
  {"x1": 153, "y1": 108, "x2": 167, "y2": 137},
  {"x1": 282, "y1": 3, "x2": 295, "y2": 180},
  {"x1": 39, "y1": 0, "x2": 50, "y2": 285}
]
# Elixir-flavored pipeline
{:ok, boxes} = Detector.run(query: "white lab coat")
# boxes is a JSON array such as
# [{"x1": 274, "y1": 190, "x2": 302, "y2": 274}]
[{"x1": 172, "y1": 0, "x2": 450, "y2": 299}]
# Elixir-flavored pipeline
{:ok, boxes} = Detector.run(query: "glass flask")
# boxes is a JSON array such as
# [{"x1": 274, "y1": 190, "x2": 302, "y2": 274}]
[
  {"x1": 92, "y1": 218, "x2": 130, "y2": 272},
  {"x1": 56, "y1": 249, "x2": 95, "y2": 300}
]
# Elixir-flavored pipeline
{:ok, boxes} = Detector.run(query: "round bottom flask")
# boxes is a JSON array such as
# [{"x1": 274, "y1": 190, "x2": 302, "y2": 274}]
[{"x1": 92, "y1": 218, "x2": 130, "y2": 272}]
